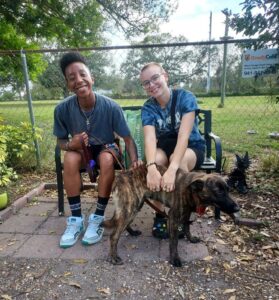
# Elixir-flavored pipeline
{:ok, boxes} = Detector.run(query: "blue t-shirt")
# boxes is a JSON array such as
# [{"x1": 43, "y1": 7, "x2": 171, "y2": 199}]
[
  {"x1": 141, "y1": 88, "x2": 205, "y2": 150},
  {"x1": 53, "y1": 93, "x2": 131, "y2": 145}
]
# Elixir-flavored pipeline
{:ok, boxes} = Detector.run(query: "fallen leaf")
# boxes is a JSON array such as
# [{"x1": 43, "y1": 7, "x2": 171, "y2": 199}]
[
  {"x1": 262, "y1": 245, "x2": 274, "y2": 250},
  {"x1": 220, "y1": 224, "x2": 233, "y2": 232},
  {"x1": 216, "y1": 238, "x2": 227, "y2": 245},
  {"x1": 1, "y1": 295, "x2": 12, "y2": 300},
  {"x1": 64, "y1": 272, "x2": 72, "y2": 277},
  {"x1": 260, "y1": 231, "x2": 270, "y2": 237},
  {"x1": 68, "y1": 281, "x2": 81, "y2": 289},
  {"x1": 96, "y1": 287, "x2": 111, "y2": 295},
  {"x1": 223, "y1": 263, "x2": 232, "y2": 270},
  {"x1": 237, "y1": 255, "x2": 255, "y2": 261},
  {"x1": 251, "y1": 204, "x2": 266, "y2": 209},
  {"x1": 72, "y1": 259, "x2": 87, "y2": 264},
  {"x1": 205, "y1": 267, "x2": 211, "y2": 274},
  {"x1": 7, "y1": 242, "x2": 16, "y2": 246},
  {"x1": 203, "y1": 256, "x2": 213, "y2": 261},
  {"x1": 178, "y1": 287, "x2": 184, "y2": 298},
  {"x1": 233, "y1": 245, "x2": 241, "y2": 252},
  {"x1": 228, "y1": 296, "x2": 236, "y2": 300},
  {"x1": 223, "y1": 288, "x2": 236, "y2": 294}
]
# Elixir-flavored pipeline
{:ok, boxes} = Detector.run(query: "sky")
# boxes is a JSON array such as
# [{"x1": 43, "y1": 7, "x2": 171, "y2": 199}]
[
  {"x1": 160, "y1": 0, "x2": 245, "y2": 41},
  {"x1": 108, "y1": 0, "x2": 246, "y2": 45}
]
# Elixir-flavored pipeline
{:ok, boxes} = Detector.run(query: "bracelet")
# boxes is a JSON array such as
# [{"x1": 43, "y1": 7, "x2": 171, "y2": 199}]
[{"x1": 146, "y1": 161, "x2": 156, "y2": 168}]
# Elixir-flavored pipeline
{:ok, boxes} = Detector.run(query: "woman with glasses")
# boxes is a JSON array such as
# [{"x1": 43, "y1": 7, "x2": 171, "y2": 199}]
[{"x1": 140, "y1": 62, "x2": 205, "y2": 239}]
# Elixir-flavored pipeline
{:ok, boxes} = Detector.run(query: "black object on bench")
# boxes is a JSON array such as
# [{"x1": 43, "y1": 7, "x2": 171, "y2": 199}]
[{"x1": 55, "y1": 107, "x2": 222, "y2": 216}]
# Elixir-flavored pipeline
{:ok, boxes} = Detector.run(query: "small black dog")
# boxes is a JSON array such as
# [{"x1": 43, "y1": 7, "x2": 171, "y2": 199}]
[{"x1": 227, "y1": 152, "x2": 250, "y2": 194}]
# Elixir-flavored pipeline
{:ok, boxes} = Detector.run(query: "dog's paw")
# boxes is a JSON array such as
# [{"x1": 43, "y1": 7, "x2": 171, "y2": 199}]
[
  {"x1": 130, "y1": 229, "x2": 142, "y2": 236},
  {"x1": 170, "y1": 258, "x2": 182, "y2": 267},
  {"x1": 189, "y1": 236, "x2": 200, "y2": 243},
  {"x1": 108, "y1": 255, "x2": 123, "y2": 265},
  {"x1": 126, "y1": 226, "x2": 142, "y2": 236}
]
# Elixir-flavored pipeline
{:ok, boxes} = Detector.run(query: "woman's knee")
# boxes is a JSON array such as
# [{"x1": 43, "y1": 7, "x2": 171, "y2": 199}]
[
  {"x1": 155, "y1": 149, "x2": 168, "y2": 166},
  {"x1": 180, "y1": 149, "x2": 197, "y2": 172}
]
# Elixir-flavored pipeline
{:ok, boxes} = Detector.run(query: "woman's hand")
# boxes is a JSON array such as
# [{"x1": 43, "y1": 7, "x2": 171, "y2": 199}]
[
  {"x1": 161, "y1": 167, "x2": 177, "y2": 192},
  {"x1": 147, "y1": 165, "x2": 162, "y2": 192}
]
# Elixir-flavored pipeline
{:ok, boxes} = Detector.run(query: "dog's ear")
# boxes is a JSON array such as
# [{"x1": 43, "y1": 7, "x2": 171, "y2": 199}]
[
  {"x1": 235, "y1": 154, "x2": 242, "y2": 165},
  {"x1": 244, "y1": 151, "x2": 250, "y2": 166},
  {"x1": 190, "y1": 179, "x2": 204, "y2": 192}
]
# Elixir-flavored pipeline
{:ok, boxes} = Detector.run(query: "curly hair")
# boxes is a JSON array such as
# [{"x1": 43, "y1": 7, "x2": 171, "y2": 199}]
[{"x1": 59, "y1": 52, "x2": 87, "y2": 76}]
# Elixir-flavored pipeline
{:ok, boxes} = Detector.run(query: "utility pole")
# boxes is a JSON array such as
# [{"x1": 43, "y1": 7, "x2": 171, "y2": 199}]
[
  {"x1": 206, "y1": 11, "x2": 212, "y2": 94},
  {"x1": 220, "y1": 10, "x2": 233, "y2": 107}
]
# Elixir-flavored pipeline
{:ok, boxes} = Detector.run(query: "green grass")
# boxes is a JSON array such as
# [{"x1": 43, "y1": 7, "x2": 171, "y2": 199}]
[{"x1": 1, "y1": 95, "x2": 278, "y2": 169}]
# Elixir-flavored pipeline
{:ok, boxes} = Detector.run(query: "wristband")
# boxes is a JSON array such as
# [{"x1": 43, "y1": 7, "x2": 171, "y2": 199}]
[{"x1": 146, "y1": 161, "x2": 156, "y2": 168}]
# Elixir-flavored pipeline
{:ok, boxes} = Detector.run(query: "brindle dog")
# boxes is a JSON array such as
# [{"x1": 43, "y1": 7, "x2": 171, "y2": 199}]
[{"x1": 103, "y1": 165, "x2": 239, "y2": 267}]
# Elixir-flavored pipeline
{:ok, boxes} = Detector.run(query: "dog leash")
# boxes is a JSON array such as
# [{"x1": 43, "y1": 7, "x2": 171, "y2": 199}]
[
  {"x1": 88, "y1": 134, "x2": 125, "y2": 171},
  {"x1": 80, "y1": 138, "x2": 98, "y2": 183},
  {"x1": 144, "y1": 198, "x2": 169, "y2": 218}
]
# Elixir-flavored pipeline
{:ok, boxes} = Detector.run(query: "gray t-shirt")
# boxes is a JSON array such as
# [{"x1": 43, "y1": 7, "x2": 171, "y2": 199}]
[{"x1": 53, "y1": 93, "x2": 131, "y2": 145}]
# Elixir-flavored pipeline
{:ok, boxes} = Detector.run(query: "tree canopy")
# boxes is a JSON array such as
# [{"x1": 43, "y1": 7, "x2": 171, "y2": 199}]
[
  {"x1": 0, "y1": 0, "x2": 178, "y2": 49},
  {"x1": 0, "y1": 0, "x2": 177, "y2": 94},
  {"x1": 120, "y1": 33, "x2": 218, "y2": 95},
  {"x1": 230, "y1": 0, "x2": 278, "y2": 47}
]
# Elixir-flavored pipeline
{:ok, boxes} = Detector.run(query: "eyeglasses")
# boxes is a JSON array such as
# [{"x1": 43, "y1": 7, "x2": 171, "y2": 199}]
[{"x1": 141, "y1": 73, "x2": 163, "y2": 89}]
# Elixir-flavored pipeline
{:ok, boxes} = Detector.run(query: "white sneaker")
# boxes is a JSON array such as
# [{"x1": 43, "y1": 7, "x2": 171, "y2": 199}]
[
  {"x1": 60, "y1": 216, "x2": 84, "y2": 248},
  {"x1": 82, "y1": 214, "x2": 104, "y2": 245}
]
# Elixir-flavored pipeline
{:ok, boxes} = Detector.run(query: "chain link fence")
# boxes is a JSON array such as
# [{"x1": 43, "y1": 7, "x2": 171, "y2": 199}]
[{"x1": 0, "y1": 41, "x2": 278, "y2": 171}]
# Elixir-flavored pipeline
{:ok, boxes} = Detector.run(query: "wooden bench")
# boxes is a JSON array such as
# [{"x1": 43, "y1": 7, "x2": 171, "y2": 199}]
[{"x1": 55, "y1": 107, "x2": 222, "y2": 216}]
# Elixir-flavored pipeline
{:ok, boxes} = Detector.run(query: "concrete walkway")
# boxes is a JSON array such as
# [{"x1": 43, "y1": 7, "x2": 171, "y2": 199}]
[{"x1": 0, "y1": 184, "x2": 219, "y2": 264}]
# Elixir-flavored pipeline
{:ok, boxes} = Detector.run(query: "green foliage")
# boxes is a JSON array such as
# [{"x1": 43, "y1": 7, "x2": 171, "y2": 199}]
[
  {"x1": 230, "y1": 0, "x2": 279, "y2": 47},
  {"x1": 0, "y1": 22, "x2": 47, "y2": 91},
  {"x1": 31, "y1": 82, "x2": 63, "y2": 101},
  {"x1": 0, "y1": 91, "x2": 16, "y2": 101},
  {"x1": 121, "y1": 33, "x2": 218, "y2": 95},
  {"x1": 0, "y1": 117, "x2": 42, "y2": 188},
  {"x1": 0, "y1": 1, "x2": 103, "y2": 48},
  {"x1": 0, "y1": 0, "x2": 177, "y2": 46}
]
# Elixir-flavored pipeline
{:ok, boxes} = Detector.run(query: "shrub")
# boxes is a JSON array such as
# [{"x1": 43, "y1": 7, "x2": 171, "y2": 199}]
[
  {"x1": 0, "y1": 117, "x2": 42, "y2": 190},
  {"x1": 0, "y1": 91, "x2": 17, "y2": 101}
]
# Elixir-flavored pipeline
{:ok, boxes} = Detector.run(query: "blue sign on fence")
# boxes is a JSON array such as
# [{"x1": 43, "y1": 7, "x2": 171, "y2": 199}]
[{"x1": 242, "y1": 48, "x2": 279, "y2": 78}]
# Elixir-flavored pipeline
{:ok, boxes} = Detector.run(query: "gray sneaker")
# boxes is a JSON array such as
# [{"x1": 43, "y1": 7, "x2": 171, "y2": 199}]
[
  {"x1": 60, "y1": 216, "x2": 84, "y2": 248},
  {"x1": 82, "y1": 214, "x2": 104, "y2": 245}
]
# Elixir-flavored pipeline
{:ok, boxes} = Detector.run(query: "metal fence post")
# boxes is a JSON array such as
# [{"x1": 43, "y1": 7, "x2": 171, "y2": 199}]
[
  {"x1": 20, "y1": 50, "x2": 41, "y2": 169},
  {"x1": 220, "y1": 12, "x2": 233, "y2": 107}
]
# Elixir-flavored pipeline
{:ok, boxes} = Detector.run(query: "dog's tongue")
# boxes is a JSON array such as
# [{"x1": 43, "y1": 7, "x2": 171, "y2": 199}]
[{"x1": 196, "y1": 206, "x2": 206, "y2": 215}]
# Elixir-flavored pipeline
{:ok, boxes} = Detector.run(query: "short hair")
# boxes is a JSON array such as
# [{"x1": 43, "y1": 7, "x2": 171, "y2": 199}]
[
  {"x1": 59, "y1": 52, "x2": 87, "y2": 76},
  {"x1": 140, "y1": 62, "x2": 164, "y2": 73}
]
